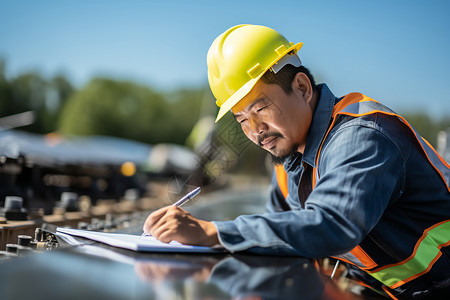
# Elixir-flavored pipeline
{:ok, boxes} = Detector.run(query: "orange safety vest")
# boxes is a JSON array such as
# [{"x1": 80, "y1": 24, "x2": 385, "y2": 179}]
[{"x1": 274, "y1": 92, "x2": 450, "y2": 291}]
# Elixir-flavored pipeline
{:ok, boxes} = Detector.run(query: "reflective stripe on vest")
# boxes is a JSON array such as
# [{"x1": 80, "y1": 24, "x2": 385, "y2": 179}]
[
  {"x1": 273, "y1": 92, "x2": 450, "y2": 288},
  {"x1": 368, "y1": 219, "x2": 450, "y2": 289}
]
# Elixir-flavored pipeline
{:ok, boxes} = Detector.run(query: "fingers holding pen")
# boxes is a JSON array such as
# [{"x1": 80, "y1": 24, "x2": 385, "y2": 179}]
[
  {"x1": 143, "y1": 186, "x2": 205, "y2": 242},
  {"x1": 143, "y1": 205, "x2": 219, "y2": 246},
  {"x1": 143, "y1": 206, "x2": 170, "y2": 234},
  {"x1": 149, "y1": 206, "x2": 185, "y2": 242},
  {"x1": 143, "y1": 206, "x2": 188, "y2": 239}
]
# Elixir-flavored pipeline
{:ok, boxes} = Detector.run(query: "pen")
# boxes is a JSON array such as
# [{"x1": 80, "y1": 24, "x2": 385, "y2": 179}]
[
  {"x1": 172, "y1": 186, "x2": 201, "y2": 207},
  {"x1": 141, "y1": 187, "x2": 201, "y2": 237}
]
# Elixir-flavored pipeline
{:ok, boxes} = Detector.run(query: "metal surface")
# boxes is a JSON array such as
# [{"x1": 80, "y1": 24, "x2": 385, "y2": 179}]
[
  {"x1": 0, "y1": 241, "x2": 349, "y2": 300},
  {"x1": 0, "y1": 183, "x2": 383, "y2": 300}
]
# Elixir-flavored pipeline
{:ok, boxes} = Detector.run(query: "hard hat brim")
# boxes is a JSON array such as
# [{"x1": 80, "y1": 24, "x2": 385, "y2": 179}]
[{"x1": 215, "y1": 42, "x2": 303, "y2": 122}]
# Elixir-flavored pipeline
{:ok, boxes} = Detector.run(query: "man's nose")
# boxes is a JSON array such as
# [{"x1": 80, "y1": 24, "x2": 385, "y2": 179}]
[{"x1": 249, "y1": 117, "x2": 267, "y2": 137}]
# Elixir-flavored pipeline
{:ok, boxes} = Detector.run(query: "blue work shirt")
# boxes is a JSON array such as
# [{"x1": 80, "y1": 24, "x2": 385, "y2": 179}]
[{"x1": 212, "y1": 84, "x2": 450, "y2": 263}]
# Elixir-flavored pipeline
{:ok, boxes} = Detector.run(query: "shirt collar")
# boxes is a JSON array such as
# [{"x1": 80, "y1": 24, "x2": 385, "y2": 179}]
[{"x1": 284, "y1": 83, "x2": 336, "y2": 170}]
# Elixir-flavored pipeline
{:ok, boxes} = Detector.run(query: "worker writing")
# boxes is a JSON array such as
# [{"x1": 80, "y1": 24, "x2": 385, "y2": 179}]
[{"x1": 143, "y1": 24, "x2": 450, "y2": 299}]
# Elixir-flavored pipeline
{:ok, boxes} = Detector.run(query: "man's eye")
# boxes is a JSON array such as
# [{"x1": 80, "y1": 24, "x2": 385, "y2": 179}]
[{"x1": 257, "y1": 105, "x2": 269, "y2": 112}]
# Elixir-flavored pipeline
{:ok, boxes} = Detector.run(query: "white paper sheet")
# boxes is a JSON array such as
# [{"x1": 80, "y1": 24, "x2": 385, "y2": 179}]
[{"x1": 56, "y1": 227, "x2": 224, "y2": 253}]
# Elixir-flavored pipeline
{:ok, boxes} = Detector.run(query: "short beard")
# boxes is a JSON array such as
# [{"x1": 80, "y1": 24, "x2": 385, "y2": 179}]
[
  {"x1": 257, "y1": 132, "x2": 299, "y2": 166},
  {"x1": 270, "y1": 143, "x2": 299, "y2": 166}
]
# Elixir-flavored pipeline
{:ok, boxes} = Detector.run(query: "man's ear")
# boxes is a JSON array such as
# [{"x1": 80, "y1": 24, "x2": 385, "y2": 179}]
[{"x1": 292, "y1": 72, "x2": 313, "y2": 103}]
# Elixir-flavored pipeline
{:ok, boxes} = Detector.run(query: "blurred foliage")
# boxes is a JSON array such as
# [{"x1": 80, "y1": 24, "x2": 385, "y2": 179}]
[
  {"x1": 58, "y1": 78, "x2": 221, "y2": 146},
  {"x1": 62, "y1": 78, "x2": 170, "y2": 144},
  {"x1": 402, "y1": 113, "x2": 450, "y2": 147},
  {"x1": 0, "y1": 60, "x2": 74, "y2": 133},
  {"x1": 0, "y1": 57, "x2": 448, "y2": 178}
]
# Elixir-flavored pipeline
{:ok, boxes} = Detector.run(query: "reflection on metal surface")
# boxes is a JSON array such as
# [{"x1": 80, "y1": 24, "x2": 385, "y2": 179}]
[
  {"x1": 208, "y1": 256, "x2": 325, "y2": 300},
  {"x1": 0, "y1": 211, "x2": 379, "y2": 300},
  {"x1": 134, "y1": 255, "x2": 323, "y2": 300}
]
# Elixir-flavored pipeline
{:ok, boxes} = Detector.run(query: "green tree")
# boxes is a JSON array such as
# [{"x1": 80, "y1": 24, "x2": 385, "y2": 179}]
[
  {"x1": 0, "y1": 60, "x2": 12, "y2": 118},
  {"x1": 0, "y1": 59, "x2": 74, "y2": 133},
  {"x1": 58, "y1": 78, "x2": 205, "y2": 145},
  {"x1": 5, "y1": 71, "x2": 47, "y2": 133},
  {"x1": 40, "y1": 74, "x2": 74, "y2": 133}
]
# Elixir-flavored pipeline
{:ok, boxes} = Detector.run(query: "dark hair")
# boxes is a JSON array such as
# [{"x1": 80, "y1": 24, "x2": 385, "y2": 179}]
[{"x1": 260, "y1": 64, "x2": 317, "y2": 94}]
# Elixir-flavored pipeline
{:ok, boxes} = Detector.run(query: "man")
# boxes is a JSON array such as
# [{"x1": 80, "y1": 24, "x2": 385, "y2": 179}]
[{"x1": 144, "y1": 24, "x2": 450, "y2": 298}]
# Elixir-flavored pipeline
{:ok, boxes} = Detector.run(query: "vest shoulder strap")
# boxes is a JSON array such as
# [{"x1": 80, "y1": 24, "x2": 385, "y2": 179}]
[
  {"x1": 313, "y1": 93, "x2": 450, "y2": 191},
  {"x1": 274, "y1": 164, "x2": 289, "y2": 198}
]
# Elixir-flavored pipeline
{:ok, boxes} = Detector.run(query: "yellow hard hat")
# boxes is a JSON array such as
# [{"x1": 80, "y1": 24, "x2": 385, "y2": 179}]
[{"x1": 207, "y1": 24, "x2": 303, "y2": 122}]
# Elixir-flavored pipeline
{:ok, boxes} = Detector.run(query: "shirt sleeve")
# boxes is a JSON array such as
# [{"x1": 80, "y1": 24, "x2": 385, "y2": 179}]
[{"x1": 213, "y1": 122, "x2": 405, "y2": 257}]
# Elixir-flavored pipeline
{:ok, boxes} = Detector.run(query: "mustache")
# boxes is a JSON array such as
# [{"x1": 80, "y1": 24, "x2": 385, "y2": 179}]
[{"x1": 258, "y1": 132, "x2": 284, "y2": 147}]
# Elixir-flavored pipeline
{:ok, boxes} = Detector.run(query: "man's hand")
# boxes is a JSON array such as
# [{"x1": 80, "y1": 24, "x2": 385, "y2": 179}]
[{"x1": 143, "y1": 206, "x2": 220, "y2": 247}]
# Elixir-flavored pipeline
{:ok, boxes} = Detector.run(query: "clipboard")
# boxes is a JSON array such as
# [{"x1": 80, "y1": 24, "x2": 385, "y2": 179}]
[{"x1": 56, "y1": 227, "x2": 224, "y2": 254}]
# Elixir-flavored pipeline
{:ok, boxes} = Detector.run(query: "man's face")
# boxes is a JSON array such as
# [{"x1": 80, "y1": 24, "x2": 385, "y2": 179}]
[{"x1": 232, "y1": 75, "x2": 314, "y2": 164}]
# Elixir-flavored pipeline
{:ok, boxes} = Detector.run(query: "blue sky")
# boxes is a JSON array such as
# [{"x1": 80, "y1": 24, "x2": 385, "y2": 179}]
[{"x1": 1, "y1": 0, "x2": 449, "y2": 117}]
